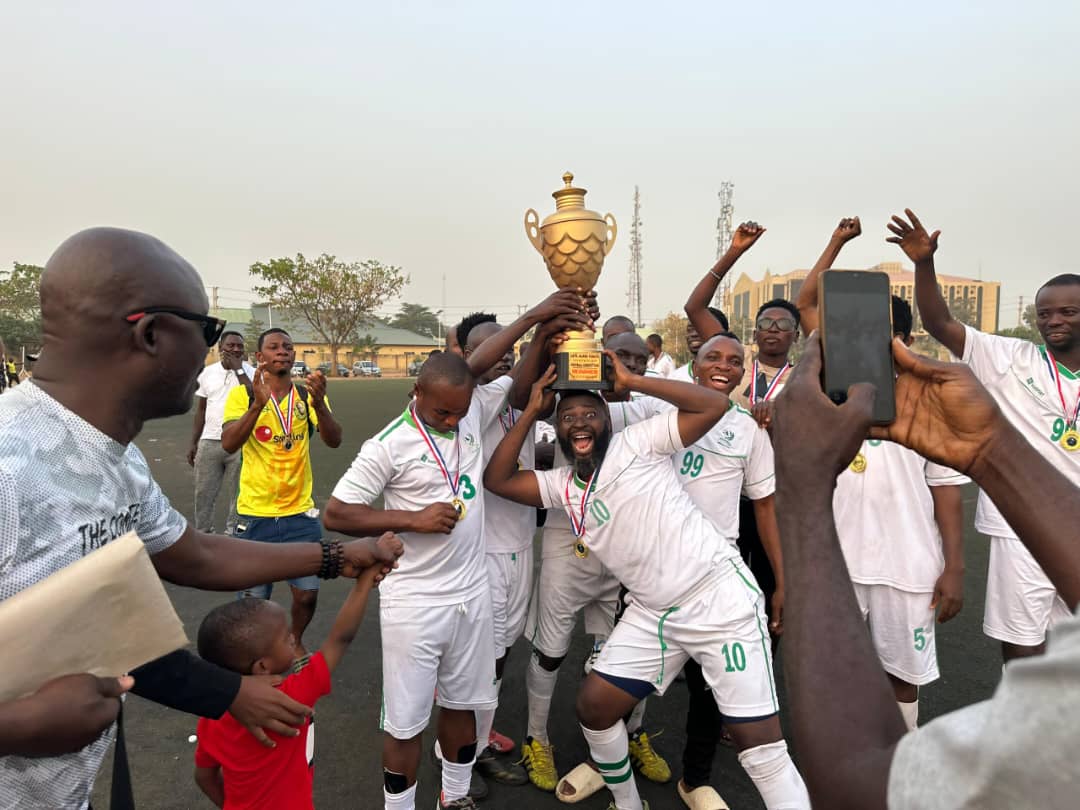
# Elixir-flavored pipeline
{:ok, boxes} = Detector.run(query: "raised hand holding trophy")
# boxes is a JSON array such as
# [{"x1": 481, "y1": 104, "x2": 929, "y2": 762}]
[{"x1": 525, "y1": 172, "x2": 617, "y2": 390}]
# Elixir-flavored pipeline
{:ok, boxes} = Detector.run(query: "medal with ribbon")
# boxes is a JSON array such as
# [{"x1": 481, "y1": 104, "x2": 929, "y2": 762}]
[
  {"x1": 1043, "y1": 349, "x2": 1080, "y2": 452},
  {"x1": 498, "y1": 405, "x2": 516, "y2": 433},
  {"x1": 269, "y1": 386, "x2": 296, "y2": 451},
  {"x1": 749, "y1": 360, "x2": 790, "y2": 404},
  {"x1": 410, "y1": 403, "x2": 467, "y2": 519},
  {"x1": 565, "y1": 466, "x2": 600, "y2": 558}
]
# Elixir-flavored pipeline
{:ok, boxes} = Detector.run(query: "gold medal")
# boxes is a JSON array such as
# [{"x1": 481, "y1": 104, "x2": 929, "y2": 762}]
[
  {"x1": 1061, "y1": 428, "x2": 1080, "y2": 452},
  {"x1": 574, "y1": 541, "x2": 589, "y2": 559},
  {"x1": 849, "y1": 452, "x2": 868, "y2": 474},
  {"x1": 452, "y1": 497, "x2": 467, "y2": 521}
]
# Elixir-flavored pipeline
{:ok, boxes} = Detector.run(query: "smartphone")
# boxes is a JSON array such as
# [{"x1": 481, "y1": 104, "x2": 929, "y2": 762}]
[{"x1": 818, "y1": 270, "x2": 896, "y2": 425}]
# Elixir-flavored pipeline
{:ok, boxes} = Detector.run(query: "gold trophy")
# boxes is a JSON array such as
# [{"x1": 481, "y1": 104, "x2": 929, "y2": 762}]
[{"x1": 525, "y1": 172, "x2": 618, "y2": 390}]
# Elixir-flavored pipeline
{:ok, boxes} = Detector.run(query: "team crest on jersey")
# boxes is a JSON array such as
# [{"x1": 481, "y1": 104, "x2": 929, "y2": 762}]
[
  {"x1": 294, "y1": 399, "x2": 308, "y2": 420},
  {"x1": 462, "y1": 433, "x2": 478, "y2": 449},
  {"x1": 715, "y1": 428, "x2": 736, "y2": 448}
]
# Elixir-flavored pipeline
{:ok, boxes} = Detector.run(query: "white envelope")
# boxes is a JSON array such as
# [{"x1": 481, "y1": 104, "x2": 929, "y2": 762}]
[{"x1": 0, "y1": 531, "x2": 189, "y2": 702}]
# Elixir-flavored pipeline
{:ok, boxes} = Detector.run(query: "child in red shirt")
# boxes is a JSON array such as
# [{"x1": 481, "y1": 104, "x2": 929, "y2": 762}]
[{"x1": 193, "y1": 533, "x2": 402, "y2": 809}]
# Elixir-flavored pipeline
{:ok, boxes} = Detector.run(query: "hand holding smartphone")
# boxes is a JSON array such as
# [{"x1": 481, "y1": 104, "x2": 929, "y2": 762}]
[{"x1": 818, "y1": 271, "x2": 896, "y2": 425}]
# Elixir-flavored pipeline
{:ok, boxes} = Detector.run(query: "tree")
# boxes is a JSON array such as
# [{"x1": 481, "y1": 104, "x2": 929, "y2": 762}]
[
  {"x1": 650, "y1": 312, "x2": 691, "y2": 366},
  {"x1": 242, "y1": 316, "x2": 266, "y2": 356},
  {"x1": 354, "y1": 334, "x2": 382, "y2": 363},
  {"x1": 249, "y1": 253, "x2": 406, "y2": 376},
  {"x1": 947, "y1": 297, "x2": 979, "y2": 328},
  {"x1": 996, "y1": 303, "x2": 1042, "y2": 344},
  {"x1": 0, "y1": 263, "x2": 44, "y2": 353},
  {"x1": 390, "y1": 303, "x2": 441, "y2": 338}
]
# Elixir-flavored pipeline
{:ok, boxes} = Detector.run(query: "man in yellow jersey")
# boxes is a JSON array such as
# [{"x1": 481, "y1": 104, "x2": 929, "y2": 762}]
[{"x1": 222, "y1": 327, "x2": 343, "y2": 650}]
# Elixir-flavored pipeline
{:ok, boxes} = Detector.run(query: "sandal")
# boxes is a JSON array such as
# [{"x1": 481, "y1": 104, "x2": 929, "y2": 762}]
[{"x1": 556, "y1": 762, "x2": 604, "y2": 804}]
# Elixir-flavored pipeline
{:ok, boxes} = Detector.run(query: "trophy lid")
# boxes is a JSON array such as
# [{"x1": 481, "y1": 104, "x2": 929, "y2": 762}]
[{"x1": 543, "y1": 171, "x2": 604, "y2": 225}]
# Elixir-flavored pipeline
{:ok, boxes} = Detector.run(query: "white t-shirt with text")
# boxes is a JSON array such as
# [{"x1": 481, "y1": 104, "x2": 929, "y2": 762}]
[{"x1": 0, "y1": 382, "x2": 186, "y2": 810}]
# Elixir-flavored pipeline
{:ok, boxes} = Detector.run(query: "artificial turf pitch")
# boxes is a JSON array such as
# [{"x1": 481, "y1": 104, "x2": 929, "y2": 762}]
[{"x1": 90, "y1": 378, "x2": 1000, "y2": 809}]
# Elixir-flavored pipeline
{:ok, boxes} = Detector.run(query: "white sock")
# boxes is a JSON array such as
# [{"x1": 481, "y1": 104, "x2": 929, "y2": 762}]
[
  {"x1": 384, "y1": 782, "x2": 416, "y2": 810},
  {"x1": 625, "y1": 698, "x2": 646, "y2": 735},
  {"x1": 441, "y1": 755, "x2": 475, "y2": 803},
  {"x1": 898, "y1": 699, "x2": 919, "y2": 731},
  {"x1": 527, "y1": 656, "x2": 558, "y2": 743},
  {"x1": 581, "y1": 721, "x2": 642, "y2": 810},
  {"x1": 737, "y1": 740, "x2": 810, "y2": 810},
  {"x1": 475, "y1": 706, "x2": 496, "y2": 754}
]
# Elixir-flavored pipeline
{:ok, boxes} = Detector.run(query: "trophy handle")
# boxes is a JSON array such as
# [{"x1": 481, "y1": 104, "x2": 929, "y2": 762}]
[
  {"x1": 524, "y1": 209, "x2": 543, "y2": 254},
  {"x1": 602, "y1": 213, "x2": 618, "y2": 255}
]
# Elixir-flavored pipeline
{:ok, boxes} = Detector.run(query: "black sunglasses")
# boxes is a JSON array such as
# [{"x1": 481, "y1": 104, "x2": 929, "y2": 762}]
[
  {"x1": 755, "y1": 317, "x2": 796, "y2": 332},
  {"x1": 125, "y1": 307, "x2": 227, "y2": 347}
]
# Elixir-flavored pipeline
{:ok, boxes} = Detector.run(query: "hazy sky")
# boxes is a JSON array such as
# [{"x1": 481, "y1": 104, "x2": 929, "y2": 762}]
[{"x1": 3, "y1": 1, "x2": 1077, "y2": 328}]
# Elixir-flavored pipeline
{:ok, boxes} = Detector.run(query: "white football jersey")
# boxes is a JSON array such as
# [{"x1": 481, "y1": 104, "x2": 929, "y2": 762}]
[
  {"x1": 669, "y1": 362, "x2": 694, "y2": 382},
  {"x1": 960, "y1": 325, "x2": 1080, "y2": 539},
  {"x1": 834, "y1": 440, "x2": 969, "y2": 592},
  {"x1": 533, "y1": 409, "x2": 739, "y2": 612},
  {"x1": 331, "y1": 376, "x2": 511, "y2": 606},
  {"x1": 609, "y1": 397, "x2": 775, "y2": 543},
  {"x1": 481, "y1": 395, "x2": 535, "y2": 554}
]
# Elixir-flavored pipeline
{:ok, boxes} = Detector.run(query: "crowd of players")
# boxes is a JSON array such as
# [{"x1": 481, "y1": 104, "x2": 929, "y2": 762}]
[{"x1": 0, "y1": 213, "x2": 1078, "y2": 810}]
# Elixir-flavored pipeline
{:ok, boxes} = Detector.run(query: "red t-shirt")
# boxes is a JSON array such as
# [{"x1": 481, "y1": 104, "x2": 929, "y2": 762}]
[{"x1": 195, "y1": 653, "x2": 331, "y2": 810}]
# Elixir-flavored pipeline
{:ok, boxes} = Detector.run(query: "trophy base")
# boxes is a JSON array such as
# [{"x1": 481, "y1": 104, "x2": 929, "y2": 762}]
[{"x1": 551, "y1": 350, "x2": 612, "y2": 391}]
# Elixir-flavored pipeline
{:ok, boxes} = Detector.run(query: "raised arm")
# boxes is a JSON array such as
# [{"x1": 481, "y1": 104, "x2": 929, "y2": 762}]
[
  {"x1": 507, "y1": 310, "x2": 590, "y2": 411},
  {"x1": 795, "y1": 217, "x2": 862, "y2": 336},
  {"x1": 483, "y1": 367, "x2": 556, "y2": 507},
  {"x1": 685, "y1": 222, "x2": 765, "y2": 338},
  {"x1": 319, "y1": 533, "x2": 403, "y2": 671},
  {"x1": 303, "y1": 371, "x2": 342, "y2": 448},
  {"x1": 467, "y1": 289, "x2": 591, "y2": 380},
  {"x1": 220, "y1": 363, "x2": 271, "y2": 454},
  {"x1": 887, "y1": 209, "x2": 966, "y2": 358},
  {"x1": 606, "y1": 350, "x2": 729, "y2": 448}
]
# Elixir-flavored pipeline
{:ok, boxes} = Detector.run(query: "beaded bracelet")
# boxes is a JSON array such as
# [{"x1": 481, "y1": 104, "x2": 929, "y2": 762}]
[{"x1": 318, "y1": 540, "x2": 344, "y2": 579}]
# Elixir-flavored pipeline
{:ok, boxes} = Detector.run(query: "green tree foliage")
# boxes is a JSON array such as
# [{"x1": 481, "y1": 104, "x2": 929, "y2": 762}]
[
  {"x1": 250, "y1": 254, "x2": 406, "y2": 376},
  {"x1": 390, "y1": 303, "x2": 441, "y2": 338},
  {"x1": 995, "y1": 303, "x2": 1042, "y2": 344},
  {"x1": 243, "y1": 316, "x2": 267, "y2": 355},
  {"x1": 650, "y1": 312, "x2": 691, "y2": 366},
  {"x1": 353, "y1": 334, "x2": 382, "y2": 362},
  {"x1": 0, "y1": 263, "x2": 44, "y2": 353}
]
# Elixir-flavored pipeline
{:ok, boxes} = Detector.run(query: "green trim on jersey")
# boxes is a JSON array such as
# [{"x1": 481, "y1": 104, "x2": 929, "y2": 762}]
[
  {"x1": 403, "y1": 408, "x2": 456, "y2": 439},
  {"x1": 378, "y1": 413, "x2": 408, "y2": 441},
  {"x1": 1039, "y1": 344, "x2": 1079, "y2": 381},
  {"x1": 572, "y1": 472, "x2": 588, "y2": 490}
]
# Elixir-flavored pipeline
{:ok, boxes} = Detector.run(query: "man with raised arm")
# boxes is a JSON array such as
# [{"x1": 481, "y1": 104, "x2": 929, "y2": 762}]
[
  {"x1": 796, "y1": 217, "x2": 968, "y2": 730},
  {"x1": 894, "y1": 208, "x2": 1080, "y2": 663},
  {"x1": 604, "y1": 330, "x2": 784, "y2": 810},
  {"x1": 771, "y1": 331, "x2": 1080, "y2": 810},
  {"x1": 485, "y1": 357, "x2": 809, "y2": 810},
  {"x1": 323, "y1": 292, "x2": 589, "y2": 810}
]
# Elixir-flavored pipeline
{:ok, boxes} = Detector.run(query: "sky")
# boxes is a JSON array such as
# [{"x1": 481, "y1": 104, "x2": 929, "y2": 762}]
[{"x1": 3, "y1": 1, "x2": 1078, "y2": 329}]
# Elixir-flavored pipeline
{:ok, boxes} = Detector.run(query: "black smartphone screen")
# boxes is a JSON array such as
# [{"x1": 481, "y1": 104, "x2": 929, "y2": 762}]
[{"x1": 819, "y1": 271, "x2": 896, "y2": 425}]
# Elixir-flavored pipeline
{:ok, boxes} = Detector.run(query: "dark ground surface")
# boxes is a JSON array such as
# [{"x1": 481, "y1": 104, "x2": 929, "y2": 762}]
[{"x1": 91, "y1": 378, "x2": 998, "y2": 810}]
